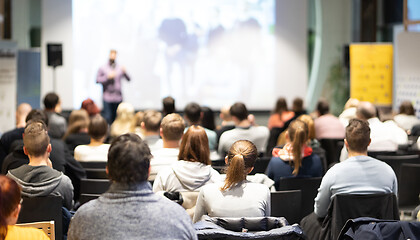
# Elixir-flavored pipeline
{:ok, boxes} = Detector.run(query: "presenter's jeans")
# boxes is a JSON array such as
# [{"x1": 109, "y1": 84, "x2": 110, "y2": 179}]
[{"x1": 103, "y1": 100, "x2": 121, "y2": 124}]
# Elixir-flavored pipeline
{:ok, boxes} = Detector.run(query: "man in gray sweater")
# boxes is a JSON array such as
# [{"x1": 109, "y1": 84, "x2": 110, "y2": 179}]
[{"x1": 68, "y1": 133, "x2": 197, "y2": 240}]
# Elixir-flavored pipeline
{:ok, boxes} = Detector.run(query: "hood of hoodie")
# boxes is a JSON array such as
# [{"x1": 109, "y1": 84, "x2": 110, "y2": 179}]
[
  {"x1": 7, "y1": 165, "x2": 63, "y2": 197},
  {"x1": 171, "y1": 160, "x2": 215, "y2": 191}
]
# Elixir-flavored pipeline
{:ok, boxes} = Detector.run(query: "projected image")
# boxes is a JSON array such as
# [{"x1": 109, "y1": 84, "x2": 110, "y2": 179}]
[{"x1": 73, "y1": 0, "x2": 275, "y2": 110}]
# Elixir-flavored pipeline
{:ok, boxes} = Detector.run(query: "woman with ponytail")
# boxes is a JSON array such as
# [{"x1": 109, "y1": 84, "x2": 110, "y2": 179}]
[
  {"x1": 266, "y1": 119, "x2": 323, "y2": 190},
  {"x1": 193, "y1": 140, "x2": 270, "y2": 223},
  {"x1": 0, "y1": 175, "x2": 49, "y2": 240}
]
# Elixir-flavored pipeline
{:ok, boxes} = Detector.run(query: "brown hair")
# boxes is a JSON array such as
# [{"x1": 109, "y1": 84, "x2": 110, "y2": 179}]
[
  {"x1": 297, "y1": 115, "x2": 315, "y2": 140},
  {"x1": 178, "y1": 126, "x2": 210, "y2": 165},
  {"x1": 143, "y1": 110, "x2": 162, "y2": 132},
  {"x1": 273, "y1": 97, "x2": 288, "y2": 115},
  {"x1": 88, "y1": 115, "x2": 108, "y2": 141},
  {"x1": 63, "y1": 109, "x2": 90, "y2": 140},
  {"x1": 292, "y1": 98, "x2": 304, "y2": 112},
  {"x1": 23, "y1": 120, "x2": 50, "y2": 157},
  {"x1": 161, "y1": 113, "x2": 185, "y2": 141},
  {"x1": 345, "y1": 119, "x2": 370, "y2": 152},
  {"x1": 287, "y1": 120, "x2": 309, "y2": 175},
  {"x1": 399, "y1": 101, "x2": 415, "y2": 115},
  {"x1": 0, "y1": 175, "x2": 22, "y2": 239},
  {"x1": 221, "y1": 140, "x2": 258, "y2": 191}
]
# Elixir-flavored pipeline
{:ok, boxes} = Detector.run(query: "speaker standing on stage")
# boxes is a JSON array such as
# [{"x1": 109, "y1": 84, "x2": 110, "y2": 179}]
[{"x1": 96, "y1": 49, "x2": 130, "y2": 124}]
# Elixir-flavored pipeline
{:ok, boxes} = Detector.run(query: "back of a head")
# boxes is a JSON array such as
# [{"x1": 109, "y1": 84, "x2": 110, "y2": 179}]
[
  {"x1": 229, "y1": 102, "x2": 248, "y2": 121},
  {"x1": 43, "y1": 92, "x2": 59, "y2": 110},
  {"x1": 81, "y1": 98, "x2": 100, "y2": 116},
  {"x1": 274, "y1": 98, "x2": 288, "y2": 114},
  {"x1": 88, "y1": 115, "x2": 108, "y2": 141},
  {"x1": 16, "y1": 103, "x2": 32, "y2": 119},
  {"x1": 316, "y1": 99, "x2": 330, "y2": 116},
  {"x1": 23, "y1": 121, "x2": 50, "y2": 157},
  {"x1": 26, "y1": 109, "x2": 49, "y2": 126},
  {"x1": 179, "y1": 126, "x2": 210, "y2": 165},
  {"x1": 184, "y1": 102, "x2": 201, "y2": 124},
  {"x1": 162, "y1": 96, "x2": 175, "y2": 116},
  {"x1": 107, "y1": 133, "x2": 152, "y2": 184},
  {"x1": 297, "y1": 114, "x2": 316, "y2": 140},
  {"x1": 220, "y1": 105, "x2": 232, "y2": 121},
  {"x1": 292, "y1": 98, "x2": 304, "y2": 112},
  {"x1": 161, "y1": 113, "x2": 185, "y2": 141},
  {"x1": 133, "y1": 111, "x2": 144, "y2": 128},
  {"x1": 222, "y1": 140, "x2": 258, "y2": 191},
  {"x1": 143, "y1": 110, "x2": 162, "y2": 132},
  {"x1": 344, "y1": 98, "x2": 359, "y2": 110},
  {"x1": 287, "y1": 120, "x2": 309, "y2": 175},
  {"x1": 0, "y1": 175, "x2": 21, "y2": 239},
  {"x1": 399, "y1": 101, "x2": 415, "y2": 115},
  {"x1": 201, "y1": 106, "x2": 216, "y2": 131},
  {"x1": 356, "y1": 101, "x2": 376, "y2": 120},
  {"x1": 64, "y1": 109, "x2": 90, "y2": 138},
  {"x1": 345, "y1": 118, "x2": 371, "y2": 153},
  {"x1": 116, "y1": 102, "x2": 135, "y2": 121}
]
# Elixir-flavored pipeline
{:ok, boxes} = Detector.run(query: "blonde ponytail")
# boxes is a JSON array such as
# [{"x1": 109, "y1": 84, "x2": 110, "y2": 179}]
[
  {"x1": 221, "y1": 154, "x2": 245, "y2": 191},
  {"x1": 288, "y1": 120, "x2": 308, "y2": 175}
]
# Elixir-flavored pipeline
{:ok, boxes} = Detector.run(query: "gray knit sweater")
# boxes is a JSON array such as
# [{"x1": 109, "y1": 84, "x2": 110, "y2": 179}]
[{"x1": 68, "y1": 181, "x2": 197, "y2": 240}]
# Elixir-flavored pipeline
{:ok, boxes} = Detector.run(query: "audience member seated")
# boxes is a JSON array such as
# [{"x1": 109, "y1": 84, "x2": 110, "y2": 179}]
[
  {"x1": 301, "y1": 119, "x2": 398, "y2": 239},
  {"x1": 394, "y1": 100, "x2": 420, "y2": 132},
  {"x1": 216, "y1": 105, "x2": 235, "y2": 142},
  {"x1": 338, "y1": 98, "x2": 359, "y2": 127},
  {"x1": 110, "y1": 102, "x2": 135, "y2": 138},
  {"x1": 0, "y1": 175, "x2": 50, "y2": 240},
  {"x1": 6, "y1": 121, "x2": 74, "y2": 210},
  {"x1": 0, "y1": 103, "x2": 32, "y2": 163},
  {"x1": 149, "y1": 113, "x2": 185, "y2": 180},
  {"x1": 63, "y1": 109, "x2": 91, "y2": 152},
  {"x1": 266, "y1": 120, "x2": 323, "y2": 189},
  {"x1": 43, "y1": 92, "x2": 67, "y2": 139},
  {"x1": 218, "y1": 102, "x2": 269, "y2": 156},
  {"x1": 68, "y1": 133, "x2": 196, "y2": 239},
  {"x1": 162, "y1": 96, "x2": 176, "y2": 117},
  {"x1": 184, "y1": 102, "x2": 217, "y2": 151},
  {"x1": 314, "y1": 99, "x2": 345, "y2": 140},
  {"x1": 153, "y1": 126, "x2": 221, "y2": 192},
  {"x1": 193, "y1": 140, "x2": 271, "y2": 223},
  {"x1": 141, "y1": 110, "x2": 163, "y2": 152},
  {"x1": 268, "y1": 97, "x2": 294, "y2": 130},
  {"x1": 339, "y1": 101, "x2": 408, "y2": 161},
  {"x1": 132, "y1": 111, "x2": 145, "y2": 138},
  {"x1": 201, "y1": 106, "x2": 216, "y2": 132},
  {"x1": 74, "y1": 115, "x2": 110, "y2": 162},
  {"x1": 297, "y1": 115, "x2": 320, "y2": 149},
  {"x1": 81, "y1": 98, "x2": 100, "y2": 117}
]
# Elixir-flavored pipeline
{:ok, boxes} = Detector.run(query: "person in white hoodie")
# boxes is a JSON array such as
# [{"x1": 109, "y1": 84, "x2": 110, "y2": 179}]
[{"x1": 153, "y1": 125, "x2": 221, "y2": 192}]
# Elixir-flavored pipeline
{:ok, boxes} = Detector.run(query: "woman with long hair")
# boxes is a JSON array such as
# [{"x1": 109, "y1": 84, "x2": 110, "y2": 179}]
[
  {"x1": 266, "y1": 120, "x2": 323, "y2": 190},
  {"x1": 193, "y1": 140, "x2": 270, "y2": 223},
  {"x1": 267, "y1": 97, "x2": 295, "y2": 130},
  {"x1": 63, "y1": 109, "x2": 91, "y2": 151},
  {"x1": 153, "y1": 126, "x2": 221, "y2": 192},
  {"x1": 110, "y1": 102, "x2": 135, "y2": 138},
  {"x1": 0, "y1": 175, "x2": 49, "y2": 240}
]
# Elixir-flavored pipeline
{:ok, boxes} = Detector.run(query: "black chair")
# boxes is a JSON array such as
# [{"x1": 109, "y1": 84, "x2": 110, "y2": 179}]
[
  {"x1": 79, "y1": 193, "x2": 100, "y2": 206},
  {"x1": 312, "y1": 146, "x2": 327, "y2": 174},
  {"x1": 249, "y1": 156, "x2": 271, "y2": 175},
  {"x1": 266, "y1": 127, "x2": 286, "y2": 156},
  {"x1": 368, "y1": 151, "x2": 397, "y2": 159},
  {"x1": 319, "y1": 138, "x2": 344, "y2": 167},
  {"x1": 398, "y1": 164, "x2": 420, "y2": 212},
  {"x1": 80, "y1": 179, "x2": 111, "y2": 196},
  {"x1": 79, "y1": 161, "x2": 107, "y2": 169},
  {"x1": 375, "y1": 154, "x2": 420, "y2": 183},
  {"x1": 270, "y1": 190, "x2": 302, "y2": 225},
  {"x1": 211, "y1": 159, "x2": 226, "y2": 167},
  {"x1": 85, "y1": 168, "x2": 108, "y2": 179},
  {"x1": 18, "y1": 196, "x2": 63, "y2": 240},
  {"x1": 278, "y1": 177, "x2": 322, "y2": 221}
]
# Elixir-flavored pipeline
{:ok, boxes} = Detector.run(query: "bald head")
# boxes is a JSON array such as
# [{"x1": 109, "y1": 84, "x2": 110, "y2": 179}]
[
  {"x1": 16, "y1": 103, "x2": 32, "y2": 128},
  {"x1": 356, "y1": 101, "x2": 376, "y2": 120},
  {"x1": 220, "y1": 105, "x2": 232, "y2": 121}
]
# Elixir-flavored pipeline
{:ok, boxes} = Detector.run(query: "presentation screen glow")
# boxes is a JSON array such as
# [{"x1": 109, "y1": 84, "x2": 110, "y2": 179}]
[{"x1": 73, "y1": 0, "x2": 276, "y2": 110}]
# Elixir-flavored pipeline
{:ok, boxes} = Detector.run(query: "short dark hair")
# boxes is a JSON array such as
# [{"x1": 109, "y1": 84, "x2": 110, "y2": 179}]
[
  {"x1": 26, "y1": 109, "x2": 49, "y2": 126},
  {"x1": 107, "y1": 133, "x2": 152, "y2": 184},
  {"x1": 23, "y1": 120, "x2": 50, "y2": 157},
  {"x1": 356, "y1": 102, "x2": 376, "y2": 120},
  {"x1": 230, "y1": 102, "x2": 248, "y2": 121},
  {"x1": 43, "y1": 92, "x2": 60, "y2": 110},
  {"x1": 345, "y1": 119, "x2": 371, "y2": 152},
  {"x1": 292, "y1": 98, "x2": 304, "y2": 112},
  {"x1": 88, "y1": 115, "x2": 108, "y2": 140},
  {"x1": 399, "y1": 101, "x2": 415, "y2": 115},
  {"x1": 317, "y1": 99, "x2": 330, "y2": 116},
  {"x1": 143, "y1": 110, "x2": 162, "y2": 132},
  {"x1": 184, "y1": 102, "x2": 201, "y2": 124},
  {"x1": 162, "y1": 96, "x2": 175, "y2": 116}
]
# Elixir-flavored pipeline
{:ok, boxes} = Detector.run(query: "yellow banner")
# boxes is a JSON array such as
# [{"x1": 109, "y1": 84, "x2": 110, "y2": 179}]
[{"x1": 350, "y1": 44, "x2": 393, "y2": 105}]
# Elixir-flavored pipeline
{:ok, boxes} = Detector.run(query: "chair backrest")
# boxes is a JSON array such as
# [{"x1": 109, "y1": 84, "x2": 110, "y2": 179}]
[
  {"x1": 80, "y1": 179, "x2": 111, "y2": 195},
  {"x1": 278, "y1": 177, "x2": 322, "y2": 221},
  {"x1": 399, "y1": 163, "x2": 420, "y2": 207},
  {"x1": 249, "y1": 157, "x2": 271, "y2": 175},
  {"x1": 79, "y1": 161, "x2": 107, "y2": 169},
  {"x1": 319, "y1": 138, "x2": 344, "y2": 167},
  {"x1": 270, "y1": 190, "x2": 302, "y2": 225},
  {"x1": 375, "y1": 154, "x2": 420, "y2": 183},
  {"x1": 312, "y1": 147, "x2": 327, "y2": 174},
  {"x1": 320, "y1": 193, "x2": 399, "y2": 240},
  {"x1": 17, "y1": 196, "x2": 63, "y2": 240},
  {"x1": 17, "y1": 221, "x2": 55, "y2": 240},
  {"x1": 85, "y1": 168, "x2": 108, "y2": 179},
  {"x1": 79, "y1": 193, "x2": 100, "y2": 206},
  {"x1": 180, "y1": 191, "x2": 200, "y2": 219}
]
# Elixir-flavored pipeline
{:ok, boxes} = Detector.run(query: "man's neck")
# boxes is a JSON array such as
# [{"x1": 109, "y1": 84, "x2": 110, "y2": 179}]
[
  {"x1": 45, "y1": 108, "x2": 55, "y2": 113},
  {"x1": 28, "y1": 155, "x2": 49, "y2": 167},
  {"x1": 89, "y1": 138, "x2": 104, "y2": 146},
  {"x1": 144, "y1": 131, "x2": 159, "y2": 137},
  {"x1": 16, "y1": 120, "x2": 26, "y2": 128},
  {"x1": 163, "y1": 140, "x2": 180, "y2": 148},
  {"x1": 347, "y1": 150, "x2": 368, "y2": 158},
  {"x1": 236, "y1": 119, "x2": 251, "y2": 128}
]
